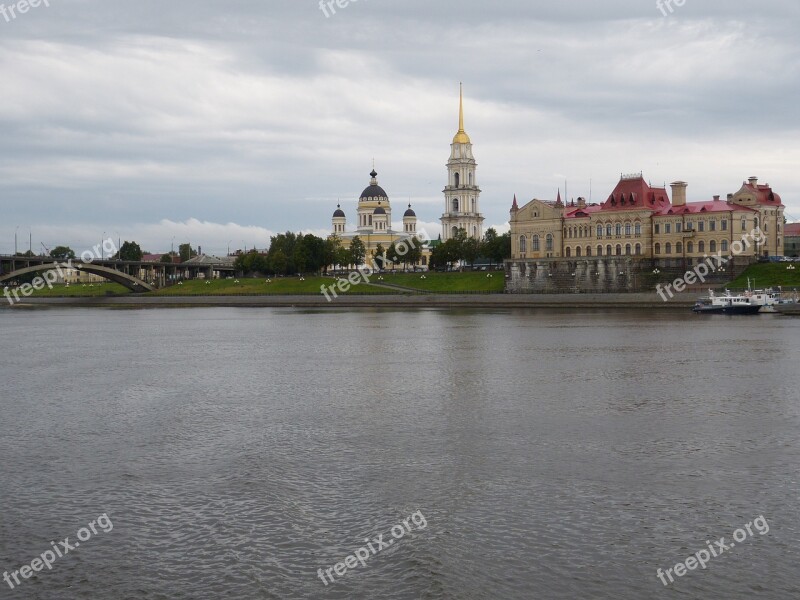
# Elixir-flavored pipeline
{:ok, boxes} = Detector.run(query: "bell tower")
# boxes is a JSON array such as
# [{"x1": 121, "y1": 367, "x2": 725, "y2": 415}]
[{"x1": 441, "y1": 84, "x2": 484, "y2": 241}]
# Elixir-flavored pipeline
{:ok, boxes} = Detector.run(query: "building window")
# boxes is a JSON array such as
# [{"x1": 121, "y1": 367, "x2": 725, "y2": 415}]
[
  {"x1": 698, "y1": 221, "x2": 705, "y2": 232},
  {"x1": 616, "y1": 244, "x2": 622, "y2": 256},
  {"x1": 597, "y1": 224, "x2": 603, "y2": 238},
  {"x1": 655, "y1": 224, "x2": 660, "y2": 234},
  {"x1": 566, "y1": 247, "x2": 571, "y2": 258},
  {"x1": 635, "y1": 223, "x2": 642, "y2": 236},
  {"x1": 698, "y1": 241, "x2": 705, "y2": 253},
  {"x1": 586, "y1": 246, "x2": 592, "y2": 257},
  {"x1": 710, "y1": 240, "x2": 717, "y2": 253},
  {"x1": 597, "y1": 245, "x2": 603, "y2": 256},
  {"x1": 452, "y1": 199, "x2": 459, "y2": 212},
  {"x1": 606, "y1": 224, "x2": 612, "y2": 237},
  {"x1": 519, "y1": 235, "x2": 527, "y2": 254},
  {"x1": 616, "y1": 223, "x2": 622, "y2": 236},
  {"x1": 666, "y1": 242, "x2": 672, "y2": 255},
  {"x1": 635, "y1": 243, "x2": 642, "y2": 256},
  {"x1": 625, "y1": 244, "x2": 632, "y2": 255},
  {"x1": 721, "y1": 220, "x2": 727, "y2": 231},
  {"x1": 665, "y1": 224, "x2": 671, "y2": 234},
  {"x1": 710, "y1": 220, "x2": 716, "y2": 232},
  {"x1": 687, "y1": 241, "x2": 694, "y2": 254},
  {"x1": 655, "y1": 243, "x2": 661, "y2": 255},
  {"x1": 454, "y1": 172, "x2": 460, "y2": 187},
  {"x1": 546, "y1": 234, "x2": 554, "y2": 252},
  {"x1": 676, "y1": 223, "x2": 682, "y2": 233},
  {"x1": 606, "y1": 244, "x2": 612, "y2": 256},
  {"x1": 722, "y1": 240, "x2": 729, "y2": 252},
  {"x1": 676, "y1": 242, "x2": 683, "y2": 254},
  {"x1": 742, "y1": 218, "x2": 747, "y2": 232},
  {"x1": 576, "y1": 247, "x2": 582, "y2": 257},
  {"x1": 532, "y1": 235, "x2": 540, "y2": 251},
  {"x1": 625, "y1": 223, "x2": 632, "y2": 236}
]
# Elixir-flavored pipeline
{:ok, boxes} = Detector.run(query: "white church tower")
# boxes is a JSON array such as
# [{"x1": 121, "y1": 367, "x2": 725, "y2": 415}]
[{"x1": 441, "y1": 84, "x2": 484, "y2": 241}]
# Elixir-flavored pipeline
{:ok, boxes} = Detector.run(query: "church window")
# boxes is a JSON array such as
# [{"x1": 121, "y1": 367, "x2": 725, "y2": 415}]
[
  {"x1": 532, "y1": 235, "x2": 540, "y2": 251},
  {"x1": 546, "y1": 234, "x2": 554, "y2": 252},
  {"x1": 454, "y1": 173, "x2": 460, "y2": 187},
  {"x1": 519, "y1": 235, "x2": 527, "y2": 254},
  {"x1": 452, "y1": 199, "x2": 459, "y2": 212}
]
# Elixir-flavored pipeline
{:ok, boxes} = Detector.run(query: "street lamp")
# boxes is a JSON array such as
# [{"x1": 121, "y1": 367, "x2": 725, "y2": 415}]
[{"x1": 14, "y1": 225, "x2": 19, "y2": 255}]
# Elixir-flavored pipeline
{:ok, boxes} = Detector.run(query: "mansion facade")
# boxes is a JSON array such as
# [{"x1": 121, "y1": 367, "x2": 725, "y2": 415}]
[{"x1": 510, "y1": 175, "x2": 785, "y2": 264}]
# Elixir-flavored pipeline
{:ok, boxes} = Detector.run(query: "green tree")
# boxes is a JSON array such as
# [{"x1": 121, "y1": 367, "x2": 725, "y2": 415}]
[
  {"x1": 373, "y1": 243, "x2": 386, "y2": 270},
  {"x1": 405, "y1": 237, "x2": 423, "y2": 269},
  {"x1": 349, "y1": 236, "x2": 366, "y2": 267},
  {"x1": 335, "y1": 246, "x2": 351, "y2": 269},
  {"x1": 269, "y1": 249, "x2": 288, "y2": 275},
  {"x1": 463, "y1": 237, "x2": 481, "y2": 267},
  {"x1": 160, "y1": 254, "x2": 173, "y2": 263},
  {"x1": 386, "y1": 242, "x2": 400, "y2": 268},
  {"x1": 323, "y1": 236, "x2": 341, "y2": 273},
  {"x1": 49, "y1": 246, "x2": 75, "y2": 260},
  {"x1": 178, "y1": 243, "x2": 197, "y2": 262},
  {"x1": 115, "y1": 241, "x2": 144, "y2": 262}
]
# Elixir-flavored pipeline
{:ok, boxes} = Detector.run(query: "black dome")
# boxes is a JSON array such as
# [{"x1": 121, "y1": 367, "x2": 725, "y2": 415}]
[
  {"x1": 333, "y1": 206, "x2": 345, "y2": 218},
  {"x1": 360, "y1": 169, "x2": 388, "y2": 201},
  {"x1": 404, "y1": 204, "x2": 416, "y2": 217},
  {"x1": 373, "y1": 206, "x2": 386, "y2": 215}
]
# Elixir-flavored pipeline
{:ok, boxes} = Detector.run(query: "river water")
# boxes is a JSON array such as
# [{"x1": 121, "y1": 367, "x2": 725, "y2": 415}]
[{"x1": 1, "y1": 307, "x2": 799, "y2": 599}]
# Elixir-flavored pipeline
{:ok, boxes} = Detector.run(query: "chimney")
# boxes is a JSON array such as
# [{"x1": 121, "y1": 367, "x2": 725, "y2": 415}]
[
  {"x1": 749, "y1": 176, "x2": 759, "y2": 187},
  {"x1": 577, "y1": 197, "x2": 586, "y2": 209},
  {"x1": 670, "y1": 181, "x2": 688, "y2": 207},
  {"x1": 713, "y1": 195, "x2": 720, "y2": 202}
]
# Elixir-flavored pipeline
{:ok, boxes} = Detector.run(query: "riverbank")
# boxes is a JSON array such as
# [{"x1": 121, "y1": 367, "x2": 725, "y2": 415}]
[{"x1": 2, "y1": 293, "x2": 697, "y2": 309}]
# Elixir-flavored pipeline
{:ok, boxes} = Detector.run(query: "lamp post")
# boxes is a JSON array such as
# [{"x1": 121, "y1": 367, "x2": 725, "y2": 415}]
[{"x1": 14, "y1": 225, "x2": 19, "y2": 255}]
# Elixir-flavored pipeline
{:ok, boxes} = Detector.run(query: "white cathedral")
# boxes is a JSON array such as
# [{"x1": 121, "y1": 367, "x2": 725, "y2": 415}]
[{"x1": 330, "y1": 86, "x2": 485, "y2": 265}]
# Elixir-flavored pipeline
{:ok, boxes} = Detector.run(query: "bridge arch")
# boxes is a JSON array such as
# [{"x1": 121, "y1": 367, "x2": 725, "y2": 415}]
[{"x1": 0, "y1": 262, "x2": 154, "y2": 293}]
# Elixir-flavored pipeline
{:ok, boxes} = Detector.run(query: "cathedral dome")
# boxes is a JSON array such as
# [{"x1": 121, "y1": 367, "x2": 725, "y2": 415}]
[
  {"x1": 333, "y1": 204, "x2": 345, "y2": 218},
  {"x1": 404, "y1": 204, "x2": 416, "y2": 217},
  {"x1": 360, "y1": 170, "x2": 388, "y2": 201},
  {"x1": 373, "y1": 206, "x2": 386, "y2": 215}
]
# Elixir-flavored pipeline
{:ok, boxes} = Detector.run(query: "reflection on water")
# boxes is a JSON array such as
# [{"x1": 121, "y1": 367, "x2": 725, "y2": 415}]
[{"x1": 1, "y1": 308, "x2": 799, "y2": 599}]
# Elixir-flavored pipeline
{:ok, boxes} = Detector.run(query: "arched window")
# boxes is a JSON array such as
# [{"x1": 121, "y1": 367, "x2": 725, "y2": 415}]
[
  {"x1": 709, "y1": 240, "x2": 716, "y2": 252},
  {"x1": 655, "y1": 243, "x2": 661, "y2": 255},
  {"x1": 687, "y1": 241, "x2": 694, "y2": 254},
  {"x1": 721, "y1": 240, "x2": 729, "y2": 252},
  {"x1": 452, "y1": 199, "x2": 459, "y2": 212},
  {"x1": 586, "y1": 246, "x2": 592, "y2": 257},
  {"x1": 676, "y1": 242, "x2": 683, "y2": 254},
  {"x1": 546, "y1": 234, "x2": 554, "y2": 252},
  {"x1": 606, "y1": 224, "x2": 612, "y2": 237},
  {"x1": 635, "y1": 223, "x2": 642, "y2": 236},
  {"x1": 625, "y1": 244, "x2": 632, "y2": 255},
  {"x1": 532, "y1": 235, "x2": 540, "y2": 251},
  {"x1": 597, "y1": 245, "x2": 603, "y2": 256},
  {"x1": 473, "y1": 225, "x2": 477, "y2": 237},
  {"x1": 606, "y1": 245, "x2": 612, "y2": 256},
  {"x1": 471, "y1": 198, "x2": 476, "y2": 212},
  {"x1": 616, "y1": 244, "x2": 622, "y2": 256},
  {"x1": 635, "y1": 243, "x2": 642, "y2": 256},
  {"x1": 625, "y1": 223, "x2": 632, "y2": 236},
  {"x1": 576, "y1": 246, "x2": 582, "y2": 257},
  {"x1": 698, "y1": 241, "x2": 705, "y2": 253},
  {"x1": 469, "y1": 173, "x2": 473, "y2": 186},
  {"x1": 566, "y1": 247, "x2": 571, "y2": 258},
  {"x1": 665, "y1": 243, "x2": 672, "y2": 255},
  {"x1": 597, "y1": 224, "x2": 603, "y2": 238},
  {"x1": 452, "y1": 226, "x2": 458, "y2": 238},
  {"x1": 616, "y1": 223, "x2": 622, "y2": 236},
  {"x1": 519, "y1": 235, "x2": 527, "y2": 254},
  {"x1": 454, "y1": 173, "x2": 460, "y2": 187}
]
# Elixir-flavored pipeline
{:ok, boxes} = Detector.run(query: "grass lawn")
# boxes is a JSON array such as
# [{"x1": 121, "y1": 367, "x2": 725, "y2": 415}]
[
  {"x1": 377, "y1": 271, "x2": 505, "y2": 293},
  {"x1": 726, "y1": 263, "x2": 800, "y2": 290},
  {"x1": 4, "y1": 282, "x2": 131, "y2": 298},
  {"x1": 147, "y1": 277, "x2": 396, "y2": 296}
]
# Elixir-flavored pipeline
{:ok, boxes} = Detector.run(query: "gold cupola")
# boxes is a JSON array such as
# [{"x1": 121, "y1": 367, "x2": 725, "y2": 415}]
[{"x1": 452, "y1": 83, "x2": 471, "y2": 145}]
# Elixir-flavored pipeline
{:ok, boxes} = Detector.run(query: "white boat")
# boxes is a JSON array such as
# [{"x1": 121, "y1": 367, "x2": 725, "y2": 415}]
[{"x1": 693, "y1": 290, "x2": 763, "y2": 315}]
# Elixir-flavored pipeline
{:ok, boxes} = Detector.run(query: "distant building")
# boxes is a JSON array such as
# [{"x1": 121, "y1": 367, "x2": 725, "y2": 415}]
[
  {"x1": 509, "y1": 175, "x2": 785, "y2": 263},
  {"x1": 785, "y1": 223, "x2": 800, "y2": 257}
]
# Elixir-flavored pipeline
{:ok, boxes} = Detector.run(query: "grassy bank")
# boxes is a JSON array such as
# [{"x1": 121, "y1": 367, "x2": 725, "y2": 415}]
[
  {"x1": 147, "y1": 277, "x2": 395, "y2": 296},
  {"x1": 726, "y1": 263, "x2": 800, "y2": 289},
  {"x1": 4, "y1": 283, "x2": 130, "y2": 298},
  {"x1": 376, "y1": 271, "x2": 505, "y2": 293}
]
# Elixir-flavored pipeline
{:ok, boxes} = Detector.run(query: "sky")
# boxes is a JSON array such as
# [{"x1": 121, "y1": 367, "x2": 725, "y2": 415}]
[{"x1": 1, "y1": 0, "x2": 799, "y2": 256}]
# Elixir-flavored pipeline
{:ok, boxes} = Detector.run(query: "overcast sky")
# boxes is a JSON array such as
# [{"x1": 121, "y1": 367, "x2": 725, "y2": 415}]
[{"x1": 1, "y1": 0, "x2": 798, "y2": 255}]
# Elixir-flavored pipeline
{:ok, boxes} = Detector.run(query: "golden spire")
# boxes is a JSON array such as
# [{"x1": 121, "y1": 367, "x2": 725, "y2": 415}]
[{"x1": 453, "y1": 82, "x2": 471, "y2": 145}]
